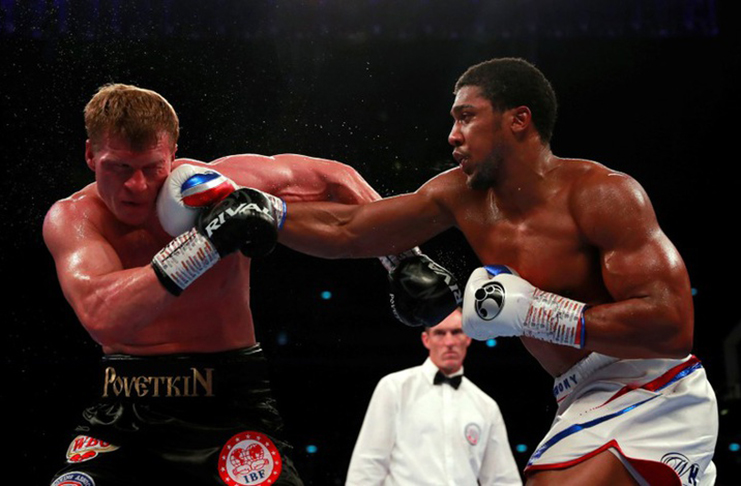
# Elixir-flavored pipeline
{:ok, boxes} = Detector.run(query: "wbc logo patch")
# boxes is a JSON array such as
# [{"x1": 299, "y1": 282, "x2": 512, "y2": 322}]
[
  {"x1": 66, "y1": 435, "x2": 119, "y2": 463},
  {"x1": 218, "y1": 431, "x2": 283, "y2": 485}
]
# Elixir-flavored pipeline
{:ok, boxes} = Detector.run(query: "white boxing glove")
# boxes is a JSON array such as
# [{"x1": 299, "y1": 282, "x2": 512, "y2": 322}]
[
  {"x1": 462, "y1": 265, "x2": 587, "y2": 348},
  {"x1": 156, "y1": 164, "x2": 238, "y2": 236}
]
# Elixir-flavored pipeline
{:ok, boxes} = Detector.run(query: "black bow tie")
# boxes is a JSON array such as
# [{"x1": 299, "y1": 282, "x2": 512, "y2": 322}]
[{"x1": 434, "y1": 371, "x2": 462, "y2": 390}]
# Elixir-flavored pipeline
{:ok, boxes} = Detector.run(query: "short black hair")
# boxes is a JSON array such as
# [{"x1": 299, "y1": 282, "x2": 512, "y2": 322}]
[{"x1": 454, "y1": 58, "x2": 557, "y2": 144}]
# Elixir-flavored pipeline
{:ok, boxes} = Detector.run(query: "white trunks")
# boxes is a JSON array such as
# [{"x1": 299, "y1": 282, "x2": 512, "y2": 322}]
[{"x1": 525, "y1": 353, "x2": 718, "y2": 486}]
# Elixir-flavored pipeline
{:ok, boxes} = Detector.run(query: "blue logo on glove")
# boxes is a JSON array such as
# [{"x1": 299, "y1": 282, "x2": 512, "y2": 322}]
[{"x1": 484, "y1": 264, "x2": 516, "y2": 277}]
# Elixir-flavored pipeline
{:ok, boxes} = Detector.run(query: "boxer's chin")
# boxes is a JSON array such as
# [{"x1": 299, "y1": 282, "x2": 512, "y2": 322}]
[
  {"x1": 466, "y1": 171, "x2": 496, "y2": 191},
  {"x1": 115, "y1": 201, "x2": 154, "y2": 227}
]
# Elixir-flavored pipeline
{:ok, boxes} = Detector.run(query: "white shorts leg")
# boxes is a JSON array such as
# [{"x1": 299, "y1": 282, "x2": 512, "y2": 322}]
[{"x1": 526, "y1": 354, "x2": 718, "y2": 486}]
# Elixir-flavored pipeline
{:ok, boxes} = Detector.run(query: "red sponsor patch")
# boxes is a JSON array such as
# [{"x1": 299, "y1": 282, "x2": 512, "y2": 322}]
[
  {"x1": 218, "y1": 431, "x2": 283, "y2": 485},
  {"x1": 66, "y1": 435, "x2": 119, "y2": 463}
]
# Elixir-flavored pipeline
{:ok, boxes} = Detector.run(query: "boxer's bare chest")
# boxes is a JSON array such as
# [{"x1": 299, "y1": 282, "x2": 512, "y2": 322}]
[
  {"x1": 453, "y1": 189, "x2": 607, "y2": 376},
  {"x1": 455, "y1": 190, "x2": 608, "y2": 303}
]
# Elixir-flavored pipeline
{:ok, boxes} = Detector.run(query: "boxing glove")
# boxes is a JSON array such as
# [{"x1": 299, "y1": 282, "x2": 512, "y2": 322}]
[
  {"x1": 156, "y1": 163, "x2": 287, "y2": 237},
  {"x1": 462, "y1": 265, "x2": 586, "y2": 348},
  {"x1": 197, "y1": 187, "x2": 283, "y2": 258},
  {"x1": 387, "y1": 253, "x2": 463, "y2": 328},
  {"x1": 157, "y1": 164, "x2": 239, "y2": 236},
  {"x1": 152, "y1": 165, "x2": 286, "y2": 295}
]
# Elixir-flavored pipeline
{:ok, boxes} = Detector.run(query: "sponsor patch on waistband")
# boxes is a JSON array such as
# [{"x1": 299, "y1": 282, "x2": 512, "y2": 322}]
[
  {"x1": 66, "y1": 435, "x2": 119, "y2": 463},
  {"x1": 219, "y1": 431, "x2": 283, "y2": 485}
]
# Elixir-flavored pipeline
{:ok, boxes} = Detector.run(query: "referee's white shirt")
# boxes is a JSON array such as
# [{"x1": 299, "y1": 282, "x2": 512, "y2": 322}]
[{"x1": 346, "y1": 358, "x2": 522, "y2": 486}]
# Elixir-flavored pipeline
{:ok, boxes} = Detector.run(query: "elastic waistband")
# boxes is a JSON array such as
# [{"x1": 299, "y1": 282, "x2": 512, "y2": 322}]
[
  {"x1": 99, "y1": 345, "x2": 267, "y2": 400},
  {"x1": 102, "y1": 344, "x2": 263, "y2": 365},
  {"x1": 553, "y1": 352, "x2": 620, "y2": 403}
]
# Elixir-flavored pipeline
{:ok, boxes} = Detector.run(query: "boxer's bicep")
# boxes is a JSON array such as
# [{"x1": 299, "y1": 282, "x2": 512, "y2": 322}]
[
  {"x1": 43, "y1": 202, "x2": 164, "y2": 335},
  {"x1": 258, "y1": 153, "x2": 382, "y2": 204},
  {"x1": 576, "y1": 173, "x2": 682, "y2": 302},
  {"x1": 348, "y1": 191, "x2": 453, "y2": 254},
  {"x1": 211, "y1": 153, "x2": 381, "y2": 204},
  {"x1": 573, "y1": 172, "x2": 693, "y2": 357},
  {"x1": 45, "y1": 208, "x2": 117, "y2": 304}
]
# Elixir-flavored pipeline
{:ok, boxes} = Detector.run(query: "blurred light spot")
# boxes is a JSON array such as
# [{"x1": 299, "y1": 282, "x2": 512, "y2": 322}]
[
  {"x1": 306, "y1": 444, "x2": 318, "y2": 454},
  {"x1": 730, "y1": 443, "x2": 740, "y2": 452},
  {"x1": 486, "y1": 338, "x2": 497, "y2": 348},
  {"x1": 691, "y1": 287, "x2": 698, "y2": 296},
  {"x1": 276, "y1": 332, "x2": 289, "y2": 346},
  {"x1": 320, "y1": 291, "x2": 332, "y2": 300},
  {"x1": 516, "y1": 444, "x2": 528, "y2": 453}
]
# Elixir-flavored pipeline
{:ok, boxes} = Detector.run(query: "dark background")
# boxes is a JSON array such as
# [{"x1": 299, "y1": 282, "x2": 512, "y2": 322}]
[{"x1": 2, "y1": 1, "x2": 739, "y2": 484}]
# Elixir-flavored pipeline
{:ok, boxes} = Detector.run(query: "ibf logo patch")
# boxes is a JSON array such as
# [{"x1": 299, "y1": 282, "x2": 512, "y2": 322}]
[
  {"x1": 66, "y1": 435, "x2": 118, "y2": 463},
  {"x1": 219, "y1": 431, "x2": 282, "y2": 485},
  {"x1": 52, "y1": 471, "x2": 95, "y2": 486},
  {"x1": 661, "y1": 452, "x2": 700, "y2": 486},
  {"x1": 465, "y1": 423, "x2": 481, "y2": 446},
  {"x1": 474, "y1": 281, "x2": 505, "y2": 320}
]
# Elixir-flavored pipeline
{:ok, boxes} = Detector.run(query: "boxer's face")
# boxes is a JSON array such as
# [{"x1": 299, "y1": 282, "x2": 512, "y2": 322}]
[
  {"x1": 422, "y1": 311, "x2": 471, "y2": 375},
  {"x1": 449, "y1": 85, "x2": 506, "y2": 190},
  {"x1": 86, "y1": 132, "x2": 175, "y2": 226}
]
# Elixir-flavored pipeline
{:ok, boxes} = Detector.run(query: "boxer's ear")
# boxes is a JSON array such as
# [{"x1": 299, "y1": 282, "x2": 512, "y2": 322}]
[
  {"x1": 510, "y1": 106, "x2": 532, "y2": 135},
  {"x1": 85, "y1": 140, "x2": 96, "y2": 172}
]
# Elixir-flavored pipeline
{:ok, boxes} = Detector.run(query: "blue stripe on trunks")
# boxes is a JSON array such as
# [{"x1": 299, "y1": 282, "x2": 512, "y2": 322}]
[
  {"x1": 653, "y1": 361, "x2": 702, "y2": 392},
  {"x1": 528, "y1": 360, "x2": 702, "y2": 466}
]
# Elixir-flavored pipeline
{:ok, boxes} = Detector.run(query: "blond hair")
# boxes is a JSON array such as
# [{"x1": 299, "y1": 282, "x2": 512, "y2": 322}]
[{"x1": 84, "y1": 83, "x2": 179, "y2": 151}]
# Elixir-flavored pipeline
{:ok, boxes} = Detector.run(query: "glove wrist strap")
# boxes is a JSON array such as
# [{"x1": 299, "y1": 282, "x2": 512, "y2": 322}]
[
  {"x1": 151, "y1": 228, "x2": 221, "y2": 295},
  {"x1": 264, "y1": 193, "x2": 286, "y2": 229},
  {"x1": 523, "y1": 289, "x2": 587, "y2": 348}
]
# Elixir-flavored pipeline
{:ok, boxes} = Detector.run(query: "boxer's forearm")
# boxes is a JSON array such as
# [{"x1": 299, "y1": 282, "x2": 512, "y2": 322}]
[
  {"x1": 281, "y1": 193, "x2": 452, "y2": 259},
  {"x1": 279, "y1": 202, "x2": 361, "y2": 258},
  {"x1": 580, "y1": 297, "x2": 693, "y2": 359}
]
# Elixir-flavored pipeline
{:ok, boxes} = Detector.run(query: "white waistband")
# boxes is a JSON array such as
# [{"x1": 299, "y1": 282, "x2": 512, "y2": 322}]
[{"x1": 553, "y1": 352, "x2": 619, "y2": 403}]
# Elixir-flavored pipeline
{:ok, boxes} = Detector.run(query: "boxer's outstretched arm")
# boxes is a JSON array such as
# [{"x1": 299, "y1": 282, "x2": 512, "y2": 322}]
[
  {"x1": 185, "y1": 153, "x2": 457, "y2": 256},
  {"x1": 204, "y1": 153, "x2": 382, "y2": 204},
  {"x1": 575, "y1": 171, "x2": 694, "y2": 358},
  {"x1": 43, "y1": 199, "x2": 175, "y2": 347},
  {"x1": 279, "y1": 174, "x2": 458, "y2": 259}
]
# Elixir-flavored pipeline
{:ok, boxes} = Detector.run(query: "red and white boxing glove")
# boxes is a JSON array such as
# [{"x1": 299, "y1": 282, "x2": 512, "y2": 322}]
[
  {"x1": 462, "y1": 265, "x2": 587, "y2": 348},
  {"x1": 157, "y1": 164, "x2": 287, "y2": 236},
  {"x1": 156, "y1": 164, "x2": 240, "y2": 236},
  {"x1": 152, "y1": 164, "x2": 286, "y2": 295}
]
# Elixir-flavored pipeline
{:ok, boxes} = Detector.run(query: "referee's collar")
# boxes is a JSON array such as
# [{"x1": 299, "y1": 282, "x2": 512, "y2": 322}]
[{"x1": 422, "y1": 357, "x2": 464, "y2": 385}]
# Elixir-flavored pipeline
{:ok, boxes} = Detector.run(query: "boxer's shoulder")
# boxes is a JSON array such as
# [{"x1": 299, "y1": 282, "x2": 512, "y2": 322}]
[
  {"x1": 45, "y1": 184, "x2": 102, "y2": 231},
  {"x1": 419, "y1": 167, "x2": 471, "y2": 205},
  {"x1": 44, "y1": 183, "x2": 134, "y2": 250},
  {"x1": 576, "y1": 165, "x2": 645, "y2": 209},
  {"x1": 558, "y1": 158, "x2": 634, "y2": 189}
]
